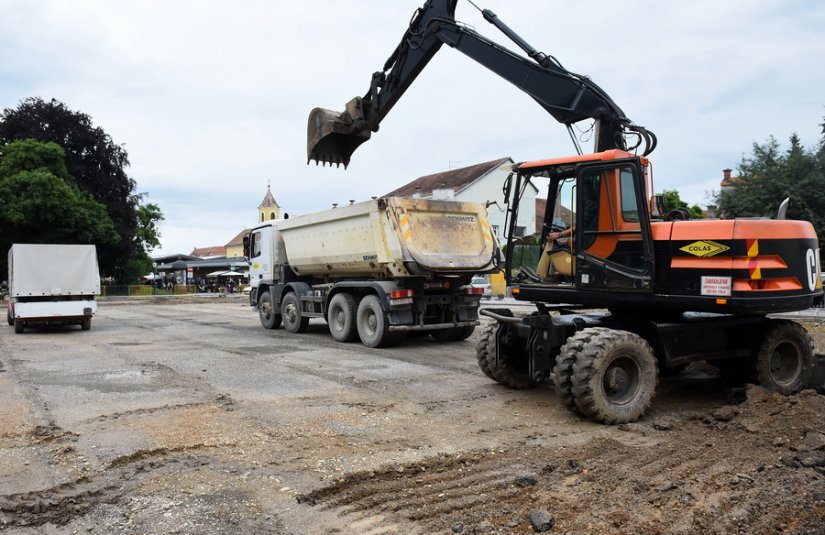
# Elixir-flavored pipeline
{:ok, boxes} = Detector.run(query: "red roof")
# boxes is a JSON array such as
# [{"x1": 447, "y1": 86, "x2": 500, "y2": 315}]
[
  {"x1": 385, "y1": 157, "x2": 512, "y2": 197},
  {"x1": 190, "y1": 246, "x2": 225, "y2": 258},
  {"x1": 225, "y1": 229, "x2": 251, "y2": 248}
]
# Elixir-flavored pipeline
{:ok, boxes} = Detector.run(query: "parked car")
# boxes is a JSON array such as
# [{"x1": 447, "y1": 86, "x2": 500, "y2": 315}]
[{"x1": 471, "y1": 275, "x2": 492, "y2": 297}]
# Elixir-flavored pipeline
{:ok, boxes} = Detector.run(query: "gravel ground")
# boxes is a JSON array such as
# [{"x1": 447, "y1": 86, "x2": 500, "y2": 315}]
[{"x1": 0, "y1": 299, "x2": 822, "y2": 534}]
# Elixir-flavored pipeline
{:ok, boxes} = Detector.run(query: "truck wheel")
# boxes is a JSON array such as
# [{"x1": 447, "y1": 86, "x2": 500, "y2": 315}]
[
  {"x1": 755, "y1": 319, "x2": 814, "y2": 395},
  {"x1": 258, "y1": 291, "x2": 282, "y2": 330},
  {"x1": 14, "y1": 320, "x2": 24, "y2": 334},
  {"x1": 356, "y1": 294, "x2": 402, "y2": 348},
  {"x1": 6, "y1": 309, "x2": 12, "y2": 326},
  {"x1": 327, "y1": 293, "x2": 357, "y2": 342},
  {"x1": 554, "y1": 328, "x2": 613, "y2": 413},
  {"x1": 570, "y1": 329, "x2": 658, "y2": 424},
  {"x1": 432, "y1": 325, "x2": 476, "y2": 342},
  {"x1": 475, "y1": 321, "x2": 535, "y2": 389},
  {"x1": 281, "y1": 292, "x2": 308, "y2": 333},
  {"x1": 81, "y1": 318, "x2": 91, "y2": 331}
]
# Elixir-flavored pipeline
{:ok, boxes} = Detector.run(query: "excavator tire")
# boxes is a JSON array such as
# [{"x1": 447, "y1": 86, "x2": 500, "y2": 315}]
[
  {"x1": 554, "y1": 329, "x2": 614, "y2": 414},
  {"x1": 570, "y1": 328, "x2": 658, "y2": 424},
  {"x1": 755, "y1": 319, "x2": 814, "y2": 395},
  {"x1": 475, "y1": 321, "x2": 535, "y2": 389}
]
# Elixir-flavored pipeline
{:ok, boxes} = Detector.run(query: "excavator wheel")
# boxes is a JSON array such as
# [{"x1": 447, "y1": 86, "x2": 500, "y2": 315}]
[
  {"x1": 755, "y1": 319, "x2": 814, "y2": 395},
  {"x1": 475, "y1": 321, "x2": 535, "y2": 389},
  {"x1": 569, "y1": 328, "x2": 658, "y2": 424},
  {"x1": 554, "y1": 328, "x2": 614, "y2": 414}
]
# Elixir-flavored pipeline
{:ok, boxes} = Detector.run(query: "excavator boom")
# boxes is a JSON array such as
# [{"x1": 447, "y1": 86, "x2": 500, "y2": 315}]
[{"x1": 307, "y1": 0, "x2": 655, "y2": 167}]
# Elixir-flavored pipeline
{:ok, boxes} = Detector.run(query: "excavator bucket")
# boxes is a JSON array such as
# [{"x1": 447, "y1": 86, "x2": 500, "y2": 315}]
[{"x1": 307, "y1": 106, "x2": 371, "y2": 168}]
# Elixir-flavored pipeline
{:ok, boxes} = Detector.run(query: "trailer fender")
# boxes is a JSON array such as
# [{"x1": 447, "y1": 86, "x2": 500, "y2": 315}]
[{"x1": 280, "y1": 282, "x2": 313, "y2": 305}]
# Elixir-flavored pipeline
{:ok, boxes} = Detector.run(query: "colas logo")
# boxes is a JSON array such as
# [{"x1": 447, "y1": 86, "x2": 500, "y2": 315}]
[{"x1": 679, "y1": 240, "x2": 730, "y2": 257}]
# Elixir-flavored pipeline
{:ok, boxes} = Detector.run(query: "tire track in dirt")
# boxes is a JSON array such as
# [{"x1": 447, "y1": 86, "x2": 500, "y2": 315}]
[{"x1": 296, "y1": 386, "x2": 825, "y2": 534}]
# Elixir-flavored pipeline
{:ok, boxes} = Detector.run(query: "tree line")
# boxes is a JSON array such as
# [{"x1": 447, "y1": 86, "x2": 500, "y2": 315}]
[{"x1": 0, "y1": 98, "x2": 163, "y2": 283}]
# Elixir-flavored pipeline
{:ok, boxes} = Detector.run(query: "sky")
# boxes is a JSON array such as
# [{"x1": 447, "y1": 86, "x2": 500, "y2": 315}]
[{"x1": 1, "y1": 0, "x2": 823, "y2": 256}]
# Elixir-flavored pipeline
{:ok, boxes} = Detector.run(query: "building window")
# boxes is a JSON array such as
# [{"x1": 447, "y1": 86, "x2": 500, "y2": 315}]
[
  {"x1": 270, "y1": 211, "x2": 276, "y2": 220},
  {"x1": 514, "y1": 226, "x2": 526, "y2": 237},
  {"x1": 260, "y1": 213, "x2": 264, "y2": 222}
]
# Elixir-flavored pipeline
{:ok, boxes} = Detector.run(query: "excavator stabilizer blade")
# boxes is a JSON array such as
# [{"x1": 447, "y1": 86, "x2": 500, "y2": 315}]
[{"x1": 307, "y1": 107, "x2": 371, "y2": 168}]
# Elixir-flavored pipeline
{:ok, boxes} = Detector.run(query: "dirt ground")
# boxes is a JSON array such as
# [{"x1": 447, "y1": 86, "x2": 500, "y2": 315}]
[{"x1": 0, "y1": 300, "x2": 823, "y2": 534}]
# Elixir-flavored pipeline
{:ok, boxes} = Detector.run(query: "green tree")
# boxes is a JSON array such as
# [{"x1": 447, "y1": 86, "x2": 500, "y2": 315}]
[
  {"x1": 0, "y1": 140, "x2": 119, "y2": 275},
  {"x1": 715, "y1": 131, "x2": 825, "y2": 241},
  {"x1": 0, "y1": 98, "x2": 140, "y2": 280}
]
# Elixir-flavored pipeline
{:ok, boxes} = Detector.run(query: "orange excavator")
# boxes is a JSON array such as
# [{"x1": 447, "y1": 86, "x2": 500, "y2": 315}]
[{"x1": 308, "y1": 0, "x2": 822, "y2": 423}]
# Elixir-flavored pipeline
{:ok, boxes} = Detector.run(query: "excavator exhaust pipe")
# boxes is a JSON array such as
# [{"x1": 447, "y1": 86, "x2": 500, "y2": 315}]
[{"x1": 307, "y1": 99, "x2": 372, "y2": 168}]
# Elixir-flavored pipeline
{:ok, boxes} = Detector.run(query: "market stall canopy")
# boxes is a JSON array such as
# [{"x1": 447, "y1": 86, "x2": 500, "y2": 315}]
[
  {"x1": 222, "y1": 270, "x2": 243, "y2": 277},
  {"x1": 205, "y1": 270, "x2": 228, "y2": 277}
]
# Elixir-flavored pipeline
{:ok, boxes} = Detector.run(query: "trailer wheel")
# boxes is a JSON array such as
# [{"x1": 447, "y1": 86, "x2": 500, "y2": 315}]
[
  {"x1": 281, "y1": 292, "x2": 308, "y2": 333},
  {"x1": 14, "y1": 320, "x2": 24, "y2": 334},
  {"x1": 81, "y1": 318, "x2": 91, "y2": 331},
  {"x1": 570, "y1": 329, "x2": 658, "y2": 424},
  {"x1": 327, "y1": 293, "x2": 358, "y2": 342},
  {"x1": 755, "y1": 319, "x2": 814, "y2": 395},
  {"x1": 475, "y1": 321, "x2": 535, "y2": 389},
  {"x1": 258, "y1": 291, "x2": 282, "y2": 330},
  {"x1": 356, "y1": 295, "x2": 404, "y2": 347}
]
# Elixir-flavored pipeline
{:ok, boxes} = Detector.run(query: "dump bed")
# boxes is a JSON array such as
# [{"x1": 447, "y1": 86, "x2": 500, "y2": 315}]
[
  {"x1": 9, "y1": 244, "x2": 101, "y2": 297},
  {"x1": 276, "y1": 197, "x2": 498, "y2": 278}
]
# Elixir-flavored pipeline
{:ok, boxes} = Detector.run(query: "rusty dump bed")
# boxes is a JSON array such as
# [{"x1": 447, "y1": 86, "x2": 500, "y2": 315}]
[{"x1": 275, "y1": 196, "x2": 499, "y2": 279}]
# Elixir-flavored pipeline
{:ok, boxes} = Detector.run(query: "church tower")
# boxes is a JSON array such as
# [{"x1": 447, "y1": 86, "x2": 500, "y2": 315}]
[{"x1": 258, "y1": 184, "x2": 281, "y2": 222}]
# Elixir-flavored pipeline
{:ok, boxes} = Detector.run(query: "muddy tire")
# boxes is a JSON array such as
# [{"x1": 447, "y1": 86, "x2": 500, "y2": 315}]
[
  {"x1": 258, "y1": 291, "x2": 282, "y2": 330},
  {"x1": 554, "y1": 329, "x2": 614, "y2": 413},
  {"x1": 14, "y1": 320, "x2": 24, "y2": 334},
  {"x1": 81, "y1": 318, "x2": 91, "y2": 331},
  {"x1": 281, "y1": 292, "x2": 308, "y2": 333},
  {"x1": 327, "y1": 293, "x2": 358, "y2": 342},
  {"x1": 356, "y1": 295, "x2": 403, "y2": 348},
  {"x1": 755, "y1": 319, "x2": 814, "y2": 395},
  {"x1": 475, "y1": 321, "x2": 535, "y2": 389},
  {"x1": 570, "y1": 328, "x2": 658, "y2": 424}
]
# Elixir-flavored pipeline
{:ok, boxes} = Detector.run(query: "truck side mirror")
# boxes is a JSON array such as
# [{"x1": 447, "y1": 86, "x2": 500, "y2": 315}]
[{"x1": 242, "y1": 235, "x2": 250, "y2": 260}]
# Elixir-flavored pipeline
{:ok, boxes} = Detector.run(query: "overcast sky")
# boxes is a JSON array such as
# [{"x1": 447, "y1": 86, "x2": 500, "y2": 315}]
[{"x1": 1, "y1": 0, "x2": 823, "y2": 256}]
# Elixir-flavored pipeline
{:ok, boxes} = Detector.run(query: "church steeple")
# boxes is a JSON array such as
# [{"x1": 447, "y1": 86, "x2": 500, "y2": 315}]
[{"x1": 258, "y1": 183, "x2": 281, "y2": 222}]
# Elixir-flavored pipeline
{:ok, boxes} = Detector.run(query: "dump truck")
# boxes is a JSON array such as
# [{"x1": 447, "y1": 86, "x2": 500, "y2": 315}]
[
  {"x1": 6, "y1": 244, "x2": 101, "y2": 333},
  {"x1": 307, "y1": 0, "x2": 823, "y2": 423},
  {"x1": 247, "y1": 196, "x2": 499, "y2": 347}
]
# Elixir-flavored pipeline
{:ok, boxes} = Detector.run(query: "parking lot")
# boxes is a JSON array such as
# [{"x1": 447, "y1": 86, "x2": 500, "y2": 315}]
[{"x1": 0, "y1": 299, "x2": 822, "y2": 534}]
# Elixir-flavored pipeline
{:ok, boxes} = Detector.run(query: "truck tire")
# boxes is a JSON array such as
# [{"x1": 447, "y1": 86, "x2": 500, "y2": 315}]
[
  {"x1": 81, "y1": 318, "x2": 91, "y2": 331},
  {"x1": 281, "y1": 292, "x2": 308, "y2": 333},
  {"x1": 755, "y1": 319, "x2": 814, "y2": 395},
  {"x1": 475, "y1": 321, "x2": 535, "y2": 389},
  {"x1": 570, "y1": 328, "x2": 658, "y2": 424},
  {"x1": 6, "y1": 309, "x2": 12, "y2": 326},
  {"x1": 258, "y1": 291, "x2": 282, "y2": 330},
  {"x1": 356, "y1": 294, "x2": 403, "y2": 348},
  {"x1": 554, "y1": 328, "x2": 613, "y2": 413},
  {"x1": 327, "y1": 293, "x2": 357, "y2": 342},
  {"x1": 432, "y1": 325, "x2": 476, "y2": 342},
  {"x1": 14, "y1": 320, "x2": 24, "y2": 334}
]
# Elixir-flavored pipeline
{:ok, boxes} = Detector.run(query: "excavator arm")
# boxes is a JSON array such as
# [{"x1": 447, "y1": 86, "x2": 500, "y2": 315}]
[{"x1": 307, "y1": 0, "x2": 656, "y2": 167}]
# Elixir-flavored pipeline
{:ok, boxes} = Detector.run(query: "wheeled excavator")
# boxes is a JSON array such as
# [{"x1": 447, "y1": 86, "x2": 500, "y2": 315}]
[{"x1": 307, "y1": 0, "x2": 823, "y2": 423}]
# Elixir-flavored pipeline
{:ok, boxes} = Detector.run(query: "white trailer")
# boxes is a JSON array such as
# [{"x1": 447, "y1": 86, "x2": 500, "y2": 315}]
[
  {"x1": 247, "y1": 197, "x2": 500, "y2": 347},
  {"x1": 6, "y1": 244, "x2": 101, "y2": 333}
]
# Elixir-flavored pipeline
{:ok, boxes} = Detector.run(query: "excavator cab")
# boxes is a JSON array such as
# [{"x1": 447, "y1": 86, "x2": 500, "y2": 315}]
[{"x1": 508, "y1": 150, "x2": 655, "y2": 302}]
